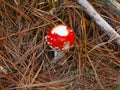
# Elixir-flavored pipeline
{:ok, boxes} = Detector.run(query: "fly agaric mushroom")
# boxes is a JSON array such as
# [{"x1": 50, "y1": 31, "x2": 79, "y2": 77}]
[{"x1": 45, "y1": 24, "x2": 75, "y2": 59}]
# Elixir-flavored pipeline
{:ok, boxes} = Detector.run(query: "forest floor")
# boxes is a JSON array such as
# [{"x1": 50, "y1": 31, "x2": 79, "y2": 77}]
[{"x1": 0, "y1": 0, "x2": 120, "y2": 90}]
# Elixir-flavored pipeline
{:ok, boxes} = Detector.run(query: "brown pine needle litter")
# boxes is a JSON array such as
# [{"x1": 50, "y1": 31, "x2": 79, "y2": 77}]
[{"x1": 0, "y1": 0, "x2": 120, "y2": 90}]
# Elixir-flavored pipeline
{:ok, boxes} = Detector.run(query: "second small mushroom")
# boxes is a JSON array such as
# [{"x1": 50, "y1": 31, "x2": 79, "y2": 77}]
[{"x1": 45, "y1": 24, "x2": 75, "y2": 59}]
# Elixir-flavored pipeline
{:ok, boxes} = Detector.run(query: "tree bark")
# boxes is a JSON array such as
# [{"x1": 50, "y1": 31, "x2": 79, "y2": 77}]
[{"x1": 77, "y1": 0, "x2": 120, "y2": 45}]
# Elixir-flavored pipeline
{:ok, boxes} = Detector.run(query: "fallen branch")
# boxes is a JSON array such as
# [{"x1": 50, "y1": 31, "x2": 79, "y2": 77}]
[
  {"x1": 77, "y1": 0, "x2": 120, "y2": 45},
  {"x1": 97, "y1": 0, "x2": 120, "y2": 17}
]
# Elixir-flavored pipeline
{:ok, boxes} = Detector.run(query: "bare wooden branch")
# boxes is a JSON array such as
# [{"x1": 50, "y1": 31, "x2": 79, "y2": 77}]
[
  {"x1": 77, "y1": 0, "x2": 120, "y2": 45},
  {"x1": 97, "y1": 0, "x2": 120, "y2": 17}
]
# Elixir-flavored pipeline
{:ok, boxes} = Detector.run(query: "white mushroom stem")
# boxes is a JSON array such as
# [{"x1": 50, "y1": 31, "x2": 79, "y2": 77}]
[
  {"x1": 54, "y1": 50, "x2": 65, "y2": 60},
  {"x1": 77, "y1": 0, "x2": 120, "y2": 45}
]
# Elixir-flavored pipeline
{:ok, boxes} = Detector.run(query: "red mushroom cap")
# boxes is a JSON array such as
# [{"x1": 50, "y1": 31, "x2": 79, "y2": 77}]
[{"x1": 45, "y1": 24, "x2": 75, "y2": 51}]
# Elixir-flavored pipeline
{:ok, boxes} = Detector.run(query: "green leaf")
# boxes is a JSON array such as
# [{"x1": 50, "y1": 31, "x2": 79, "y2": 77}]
[
  {"x1": 115, "y1": 85, "x2": 120, "y2": 90},
  {"x1": 89, "y1": 70, "x2": 95, "y2": 76},
  {"x1": 70, "y1": 70, "x2": 77, "y2": 76},
  {"x1": 49, "y1": 8, "x2": 56, "y2": 15}
]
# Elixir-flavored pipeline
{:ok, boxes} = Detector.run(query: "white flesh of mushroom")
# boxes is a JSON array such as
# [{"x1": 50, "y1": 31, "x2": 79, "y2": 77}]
[{"x1": 51, "y1": 26, "x2": 68, "y2": 36}]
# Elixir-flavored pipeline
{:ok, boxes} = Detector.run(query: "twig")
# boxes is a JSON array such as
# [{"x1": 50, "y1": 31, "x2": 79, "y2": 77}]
[
  {"x1": 88, "y1": 37, "x2": 116, "y2": 53},
  {"x1": 77, "y1": 0, "x2": 120, "y2": 45},
  {"x1": 87, "y1": 55, "x2": 104, "y2": 89},
  {"x1": 11, "y1": 75, "x2": 77, "y2": 89}
]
